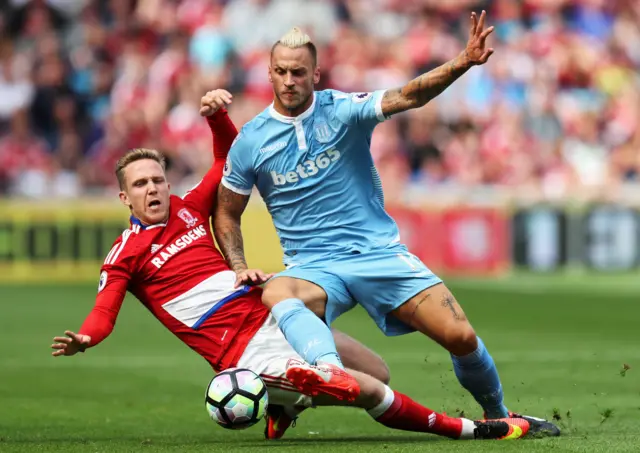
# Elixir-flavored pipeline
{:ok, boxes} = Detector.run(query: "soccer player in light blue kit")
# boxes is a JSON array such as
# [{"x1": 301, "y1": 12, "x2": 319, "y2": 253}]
[{"x1": 215, "y1": 11, "x2": 558, "y2": 435}]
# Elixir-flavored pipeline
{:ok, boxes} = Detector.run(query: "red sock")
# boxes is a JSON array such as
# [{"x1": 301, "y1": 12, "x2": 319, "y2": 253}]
[{"x1": 374, "y1": 390, "x2": 463, "y2": 439}]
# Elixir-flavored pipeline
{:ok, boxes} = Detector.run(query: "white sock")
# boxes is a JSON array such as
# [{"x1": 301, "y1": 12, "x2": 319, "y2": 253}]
[
  {"x1": 459, "y1": 418, "x2": 476, "y2": 440},
  {"x1": 367, "y1": 385, "x2": 395, "y2": 419}
]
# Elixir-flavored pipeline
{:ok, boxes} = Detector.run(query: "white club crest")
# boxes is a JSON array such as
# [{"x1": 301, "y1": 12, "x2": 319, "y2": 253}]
[
  {"x1": 178, "y1": 208, "x2": 198, "y2": 228},
  {"x1": 314, "y1": 121, "x2": 332, "y2": 144}
]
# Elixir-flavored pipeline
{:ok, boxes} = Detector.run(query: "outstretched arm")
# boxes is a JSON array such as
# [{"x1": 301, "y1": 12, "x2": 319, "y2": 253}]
[
  {"x1": 51, "y1": 268, "x2": 128, "y2": 356},
  {"x1": 204, "y1": 90, "x2": 249, "y2": 274},
  {"x1": 204, "y1": 90, "x2": 237, "y2": 162},
  {"x1": 182, "y1": 89, "x2": 237, "y2": 214},
  {"x1": 381, "y1": 10, "x2": 494, "y2": 117}
]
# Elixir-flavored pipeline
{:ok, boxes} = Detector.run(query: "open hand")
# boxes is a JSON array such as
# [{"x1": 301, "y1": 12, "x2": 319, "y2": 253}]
[
  {"x1": 200, "y1": 89, "x2": 233, "y2": 117},
  {"x1": 464, "y1": 10, "x2": 495, "y2": 66},
  {"x1": 51, "y1": 330, "x2": 91, "y2": 357},
  {"x1": 235, "y1": 269, "x2": 274, "y2": 288}
]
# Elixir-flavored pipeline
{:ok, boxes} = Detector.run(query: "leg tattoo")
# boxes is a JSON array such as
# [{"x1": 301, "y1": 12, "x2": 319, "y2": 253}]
[
  {"x1": 410, "y1": 293, "x2": 431, "y2": 325},
  {"x1": 441, "y1": 293, "x2": 466, "y2": 321}
]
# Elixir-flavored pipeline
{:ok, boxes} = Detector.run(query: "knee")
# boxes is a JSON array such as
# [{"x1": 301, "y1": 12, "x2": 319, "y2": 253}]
[
  {"x1": 262, "y1": 281, "x2": 326, "y2": 317},
  {"x1": 352, "y1": 371, "x2": 386, "y2": 410},
  {"x1": 261, "y1": 282, "x2": 293, "y2": 309},
  {"x1": 445, "y1": 324, "x2": 478, "y2": 357},
  {"x1": 333, "y1": 330, "x2": 391, "y2": 384},
  {"x1": 369, "y1": 358, "x2": 391, "y2": 385}
]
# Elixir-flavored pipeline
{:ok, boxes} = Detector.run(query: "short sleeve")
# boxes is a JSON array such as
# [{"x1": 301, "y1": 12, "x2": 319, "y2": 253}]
[
  {"x1": 220, "y1": 132, "x2": 255, "y2": 196},
  {"x1": 333, "y1": 90, "x2": 387, "y2": 130}
]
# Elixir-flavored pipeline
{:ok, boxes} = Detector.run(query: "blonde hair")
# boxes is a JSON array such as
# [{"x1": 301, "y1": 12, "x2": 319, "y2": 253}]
[
  {"x1": 271, "y1": 27, "x2": 317, "y2": 65},
  {"x1": 279, "y1": 27, "x2": 312, "y2": 48},
  {"x1": 115, "y1": 148, "x2": 166, "y2": 190}
]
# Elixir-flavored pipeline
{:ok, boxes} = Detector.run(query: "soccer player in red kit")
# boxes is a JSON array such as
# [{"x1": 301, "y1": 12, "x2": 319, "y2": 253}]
[{"x1": 51, "y1": 90, "x2": 530, "y2": 442}]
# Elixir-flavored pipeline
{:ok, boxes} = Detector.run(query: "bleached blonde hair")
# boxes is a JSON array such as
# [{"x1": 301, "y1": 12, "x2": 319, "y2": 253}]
[
  {"x1": 271, "y1": 27, "x2": 318, "y2": 65},
  {"x1": 279, "y1": 27, "x2": 312, "y2": 48}
]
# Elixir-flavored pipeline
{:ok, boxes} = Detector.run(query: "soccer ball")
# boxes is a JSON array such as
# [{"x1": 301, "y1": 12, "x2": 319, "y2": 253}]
[{"x1": 205, "y1": 368, "x2": 269, "y2": 430}]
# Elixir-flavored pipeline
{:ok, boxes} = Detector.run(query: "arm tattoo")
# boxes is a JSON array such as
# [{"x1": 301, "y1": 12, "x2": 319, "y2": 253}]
[
  {"x1": 441, "y1": 293, "x2": 466, "y2": 322},
  {"x1": 381, "y1": 53, "x2": 471, "y2": 117},
  {"x1": 213, "y1": 186, "x2": 250, "y2": 272}
]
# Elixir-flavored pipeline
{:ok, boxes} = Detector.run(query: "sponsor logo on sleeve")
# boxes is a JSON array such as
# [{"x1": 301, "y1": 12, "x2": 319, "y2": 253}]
[
  {"x1": 98, "y1": 271, "x2": 108, "y2": 292},
  {"x1": 352, "y1": 92, "x2": 372, "y2": 103}
]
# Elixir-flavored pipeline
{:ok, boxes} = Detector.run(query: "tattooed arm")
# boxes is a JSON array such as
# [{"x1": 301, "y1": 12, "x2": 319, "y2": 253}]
[
  {"x1": 381, "y1": 56, "x2": 472, "y2": 116},
  {"x1": 214, "y1": 185, "x2": 273, "y2": 287},
  {"x1": 381, "y1": 10, "x2": 495, "y2": 117},
  {"x1": 214, "y1": 185, "x2": 250, "y2": 272}
]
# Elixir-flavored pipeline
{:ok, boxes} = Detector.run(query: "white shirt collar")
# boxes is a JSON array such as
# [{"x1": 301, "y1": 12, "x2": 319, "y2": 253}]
[{"x1": 268, "y1": 93, "x2": 316, "y2": 124}]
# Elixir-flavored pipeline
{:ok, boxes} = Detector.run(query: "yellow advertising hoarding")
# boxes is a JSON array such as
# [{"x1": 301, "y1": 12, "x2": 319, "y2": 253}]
[{"x1": 0, "y1": 200, "x2": 284, "y2": 282}]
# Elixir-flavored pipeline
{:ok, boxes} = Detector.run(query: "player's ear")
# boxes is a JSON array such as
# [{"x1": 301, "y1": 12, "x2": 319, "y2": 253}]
[
  {"x1": 313, "y1": 65, "x2": 320, "y2": 84},
  {"x1": 119, "y1": 191, "x2": 131, "y2": 208},
  {"x1": 268, "y1": 65, "x2": 273, "y2": 83}
]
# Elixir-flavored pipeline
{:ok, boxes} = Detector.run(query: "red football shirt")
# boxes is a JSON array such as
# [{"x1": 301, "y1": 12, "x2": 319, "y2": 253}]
[{"x1": 79, "y1": 109, "x2": 269, "y2": 371}]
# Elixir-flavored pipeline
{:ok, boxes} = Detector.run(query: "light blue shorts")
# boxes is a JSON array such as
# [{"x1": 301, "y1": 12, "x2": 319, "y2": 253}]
[{"x1": 274, "y1": 243, "x2": 442, "y2": 336}]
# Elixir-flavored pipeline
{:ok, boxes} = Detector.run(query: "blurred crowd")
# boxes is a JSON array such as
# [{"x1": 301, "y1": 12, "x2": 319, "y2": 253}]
[{"x1": 1, "y1": 0, "x2": 639, "y2": 203}]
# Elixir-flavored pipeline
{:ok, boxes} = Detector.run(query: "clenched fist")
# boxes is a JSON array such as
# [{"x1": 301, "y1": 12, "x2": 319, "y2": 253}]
[{"x1": 200, "y1": 89, "x2": 233, "y2": 117}]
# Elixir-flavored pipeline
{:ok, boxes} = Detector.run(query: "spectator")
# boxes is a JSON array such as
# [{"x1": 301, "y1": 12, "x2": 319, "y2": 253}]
[{"x1": 0, "y1": 0, "x2": 638, "y2": 205}]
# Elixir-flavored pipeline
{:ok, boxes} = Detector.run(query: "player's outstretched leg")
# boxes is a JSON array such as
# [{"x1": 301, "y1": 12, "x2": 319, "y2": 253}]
[
  {"x1": 450, "y1": 336, "x2": 509, "y2": 418},
  {"x1": 391, "y1": 283, "x2": 559, "y2": 434},
  {"x1": 265, "y1": 278, "x2": 343, "y2": 368},
  {"x1": 270, "y1": 298, "x2": 343, "y2": 366},
  {"x1": 283, "y1": 326, "x2": 392, "y2": 405},
  {"x1": 312, "y1": 368, "x2": 531, "y2": 440},
  {"x1": 392, "y1": 283, "x2": 509, "y2": 418}
]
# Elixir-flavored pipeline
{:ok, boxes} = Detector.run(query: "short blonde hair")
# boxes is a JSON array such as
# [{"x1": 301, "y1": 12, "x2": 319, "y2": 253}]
[
  {"x1": 271, "y1": 27, "x2": 317, "y2": 65},
  {"x1": 115, "y1": 148, "x2": 166, "y2": 190}
]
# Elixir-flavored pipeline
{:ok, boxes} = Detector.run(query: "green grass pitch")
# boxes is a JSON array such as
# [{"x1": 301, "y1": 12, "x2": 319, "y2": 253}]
[{"x1": 1, "y1": 274, "x2": 639, "y2": 452}]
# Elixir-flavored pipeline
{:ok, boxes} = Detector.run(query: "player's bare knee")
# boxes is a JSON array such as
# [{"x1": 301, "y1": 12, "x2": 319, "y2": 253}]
[
  {"x1": 305, "y1": 298, "x2": 326, "y2": 318},
  {"x1": 446, "y1": 324, "x2": 478, "y2": 356},
  {"x1": 349, "y1": 369, "x2": 385, "y2": 410},
  {"x1": 369, "y1": 358, "x2": 391, "y2": 385},
  {"x1": 262, "y1": 278, "x2": 326, "y2": 312},
  {"x1": 333, "y1": 330, "x2": 391, "y2": 384},
  {"x1": 261, "y1": 280, "x2": 295, "y2": 309}
]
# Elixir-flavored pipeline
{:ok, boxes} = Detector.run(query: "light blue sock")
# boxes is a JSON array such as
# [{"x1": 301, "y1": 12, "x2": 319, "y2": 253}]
[
  {"x1": 271, "y1": 298, "x2": 343, "y2": 368},
  {"x1": 451, "y1": 337, "x2": 509, "y2": 418}
]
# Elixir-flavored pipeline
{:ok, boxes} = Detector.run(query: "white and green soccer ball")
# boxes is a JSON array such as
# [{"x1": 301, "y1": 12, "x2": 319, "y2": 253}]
[{"x1": 205, "y1": 368, "x2": 268, "y2": 430}]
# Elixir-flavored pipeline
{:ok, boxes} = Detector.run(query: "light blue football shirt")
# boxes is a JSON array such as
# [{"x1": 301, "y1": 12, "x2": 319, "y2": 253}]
[{"x1": 221, "y1": 89, "x2": 401, "y2": 266}]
